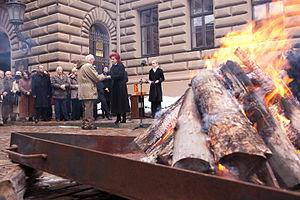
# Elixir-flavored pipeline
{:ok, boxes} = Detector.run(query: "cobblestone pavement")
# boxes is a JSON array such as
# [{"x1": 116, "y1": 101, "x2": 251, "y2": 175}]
[{"x1": 0, "y1": 119, "x2": 151, "y2": 199}]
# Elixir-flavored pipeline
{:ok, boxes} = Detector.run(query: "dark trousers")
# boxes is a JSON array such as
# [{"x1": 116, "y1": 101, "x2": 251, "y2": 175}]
[
  {"x1": 54, "y1": 98, "x2": 69, "y2": 121},
  {"x1": 102, "y1": 91, "x2": 111, "y2": 115},
  {"x1": 83, "y1": 100, "x2": 95, "y2": 127},
  {"x1": 116, "y1": 113, "x2": 126, "y2": 122},
  {"x1": 2, "y1": 103, "x2": 13, "y2": 122},
  {"x1": 151, "y1": 101, "x2": 161, "y2": 118},
  {"x1": 71, "y1": 99, "x2": 82, "y2": 120},
  {"x1": 35, "y1": 107, "x2": 48, "y2": 121}
]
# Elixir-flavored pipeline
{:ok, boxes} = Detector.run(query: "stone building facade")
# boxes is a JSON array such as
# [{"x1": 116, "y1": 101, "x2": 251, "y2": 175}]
[{"x1": 0, "y1": 0, "x2": 299, "y2": 97}]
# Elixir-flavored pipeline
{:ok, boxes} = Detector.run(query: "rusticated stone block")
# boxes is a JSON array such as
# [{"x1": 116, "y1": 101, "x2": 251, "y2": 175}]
[
  {"x1": 81, "y1": 0, "x2": 100, "y2": 7},
  {"x1": 38, "y1": 13, "x2": 69, "y2": 26},
  {"x1": 28, "y1": 56, "x2": 39, "y2": 65},
  {"x1": 48, "y1": 42, "x2": 81, "y2": 54},
  {"x1": 286, "y1": 26, "x2": 300, "y2": 38},
  {"x1": 160, "y1": 43, "x2": 188, "y2": 55},
  {"x1": 125, "y1": 43, "x2": 137, "y2": 52},
  {"x1": 160, "y1": 37, "x2": 173, "y2": 47},
  {"x1": 69, "y1": 17, "x2": 82, "y2": 27},
  {"x1": 187, "y1": 59, "x2": 206, "y2": 70},
  {"x1": 159, "y1": 19, "x2": 172, "y2": 29},
  {"x1": 158, "y1": 1, "x2": 172, "y2": 12},
  {"x1": 214, "y1": 0, "x2": 247, "y2": 9},
  {"x1": 173, "y1": 34, "x2": 187, "y2": 44},
  {"x1": 101, "y1": 1, "x2": 116, "y2": 12},
  {"x1": 30, "y1": 26, "x2": 48, "y2": 37},
  {"x1": 172, "y1": 0, "x2": 186, "y2": 9},
  {"x1": 23, "y1": 20, "x2": 38, "y2": 31},
  {"x1": 174, "y1": 51, "x2": 201, "y2": 62},
  {"x1": 120, "y1": 51, "x2": 137, "y2": 60},
  {"x1": 70, "y1": 35, "x2": 89, "y2": 46},
  {"x1": 120, "y1": 3, "x2": 131, "y2": 12},
  {"x1": 48, "y1": 61, "x2": 73, "y2": 72},
  {"x1": 69, "y1": 0, "x2": 95, "y2": 12},
  {"x1": 162, "y1": 61, "x2": 188, "y2": 72},
  {"x1": 81, "y1": 46, "x2": 89, "y2": 55},
  {"x1": 48, "y1": 4, "x2": 86, "y2": 19},
  {"x1": 172, "y1": 16, "x2": 186, "y2": 27},
  {"x1": 30, "y1": 7, "x2": 48, "y2": 20},
  {"x1": 120, "y1": 18, "x2": 137, "y2": 28},
  {"x1": 39, "y1": 33, "x2": 69, "y2": 45},
  {"x1": 120, "y1": 35, "x2": 136, "y2": 44},
  {"x1": 159, "y1": 7, "x2": 186, "y2": 20},
  {"x1": 131, "y1": 0, "x2": 161, "y2": 10},
  {"x1": 26, "y1": 1, "x2": 38, "y2": 12},
  {"x1": 214, "y1": 7, "x2": 231, "y2": 18},
  {"x1": 162, "y1": 79, "x2": 190, "y2": 97},
  {"x1": 157, "y1": 54, "x2": 173, "y2": 64},
  {"x1": 48, "y1": 23, "x2": 81, "y2": 36},
  {"x1": 39, "y1": 52, "x2": 70, "y2": 63},
  {"x1": 70, "y1": 54, "x2": 85, "y2": 62},
  {"x1": 38, "y1": 0, "x2": 68, "y2": 8},
  {"x1": 215, "y1": 13, "x2": 250, "y2": 28},
  {"x1": 231, "y1": 3, "x2": 250, "y2": 16},
  {"x1": 215, "y1": 27, "x2": 232, "y2": 38},
  {"x1": 125, "y1": 27, "x2": 136, "y2": 35},
  {"x1": 160, "y1": 26, "x2": 186, "y2": 38},
  {"x1": 285, "y1": 15, "x2": 300, "y2": 28}
]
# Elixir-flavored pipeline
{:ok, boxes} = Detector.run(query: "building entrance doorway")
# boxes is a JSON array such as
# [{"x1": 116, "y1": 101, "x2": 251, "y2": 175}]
[
  {"x1": 0, "y1": 32, "x2": 10, "y2": 72},
  {"x1": 89, "y1": 24, "x2": 110, "y2": 73}
]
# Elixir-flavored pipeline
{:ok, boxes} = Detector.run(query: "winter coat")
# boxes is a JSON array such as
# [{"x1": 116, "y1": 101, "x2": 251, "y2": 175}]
[
  {"x1": 69, "y1": 75, "x2": 79, "y2": 99},
  {"x1": 18, "y1": 78, "x2": 34, "y2": 118},
  {"x1": 3, "y1": 77, "x2": 15, "y2": 105},
  {"x1": 76, "y1": 62, "x2": 105, "y2": 100},
  {"x1": 149, "y1": 68, "x2": 165, "y2": 102},
  {"x1": 0, "y1": 78, "x2": 4, "y2": 102},
  {"x1": 31, "y1": 72, "x2": 52, "y2": 108},
  {"x1": 51, "y1": 73, "x2": 70, "y2": 99},
  {"x1": 110, "y1": 63, "x2": 130, "y2": 114}
]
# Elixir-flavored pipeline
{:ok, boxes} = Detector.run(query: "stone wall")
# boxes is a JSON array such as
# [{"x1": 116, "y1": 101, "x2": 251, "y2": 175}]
[{"x1": 0, "y1": 0, "x2": 299, "y2": 97}]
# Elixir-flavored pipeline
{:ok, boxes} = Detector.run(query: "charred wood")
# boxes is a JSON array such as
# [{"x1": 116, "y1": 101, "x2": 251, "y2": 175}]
[
  {"x1": 220, "y1": 61, "x2": 300, "y2": 189},
  {"x1": 172, "y1": 88, "x2": 215, "y2": 173},
  {"x1": 191, "y1": 70, "x2": 271, "y2": 181}
]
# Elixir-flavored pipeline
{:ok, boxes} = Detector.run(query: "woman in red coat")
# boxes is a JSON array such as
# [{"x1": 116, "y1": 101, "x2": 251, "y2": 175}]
[{"x1": 18, "y1": 71, "x2": 34, "y2": 121}]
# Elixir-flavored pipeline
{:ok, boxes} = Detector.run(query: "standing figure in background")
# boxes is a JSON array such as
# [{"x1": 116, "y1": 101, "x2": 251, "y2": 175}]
[
  {"x1": 102, "y1": 66, "x2": 112, "y2": 120},
  {"x1": 109, "y1": 53, "x2": 130, "y2": 124},
  {"x1": 12, "y1": 71, "x2": 22, "y2": 121},
  {"x1": 51, "y1": 66, "x2": 70, "y2": 121},
  {"x1": 0, "y1": 70, "x2": 5, "y2": 125},
  {"x1": 77, "y1": 55, "x2": 109, "y2": 130},
  {"x1": 2, "y1": 71, "x2": 15, "y2": 123},
  {"x1": 18, "y1": 71, "x2": 34, "y2": 121},
  {"x1": 148, "y1": 60, "x2": 165, "y2": 118},
  {"x1": 31, "y1": 65, "x2": 52, "y2": 123},
  {"x1": 69, "y1": 67, "x2": 82, "y2": 120}
]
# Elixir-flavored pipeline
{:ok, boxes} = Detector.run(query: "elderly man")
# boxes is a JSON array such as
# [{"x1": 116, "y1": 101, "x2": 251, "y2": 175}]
[
  {"x1": 2, "y1": 71, "x2": 15, "y2": 123},
  {"x1": 0, "y1": 70, "x2": 5, "y2": 125},
  {"x1": 76, "y1": 55, "x2": 110, "y2": 130},
  {"x1": 51, "y1": 66, "x2": 70, "y2": 121},
  {"x1": 31, "y1": 65, "x2": 52, "y2": 123}
]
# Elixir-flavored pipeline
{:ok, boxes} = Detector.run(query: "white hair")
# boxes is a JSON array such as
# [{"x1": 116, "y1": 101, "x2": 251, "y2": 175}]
[
  {"x1": 56, "y1": 66, "x2": 63, "y2": 71},
  {"x1": 71, "y1": 67, "x2": 77, "y2": 73},
  {"x1": 85, "y1": 54, "x2": 95, "y2": 62}
]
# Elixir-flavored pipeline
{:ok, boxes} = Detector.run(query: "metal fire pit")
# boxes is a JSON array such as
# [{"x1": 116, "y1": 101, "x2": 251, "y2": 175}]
[{"x1": 5, "y1": 132, "x2": 300, "y2": 200}]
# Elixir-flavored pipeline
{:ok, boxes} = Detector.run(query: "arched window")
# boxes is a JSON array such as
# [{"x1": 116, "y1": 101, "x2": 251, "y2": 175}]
[
  {"x1": 89, "y1": 24, "x2": 110, "y2": 72},
  {"x1": 0, "y1": 32, "x2": 11, "y2": 72}
]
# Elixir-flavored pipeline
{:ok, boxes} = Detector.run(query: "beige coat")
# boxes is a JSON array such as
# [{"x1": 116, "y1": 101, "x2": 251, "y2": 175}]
[{"x1": 77, "y1": 62, "x2": 105, "y2": 100}]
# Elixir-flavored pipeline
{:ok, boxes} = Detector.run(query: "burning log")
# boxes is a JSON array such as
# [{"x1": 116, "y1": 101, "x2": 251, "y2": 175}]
[
  {"x1": 234, "y1": 47, "x2": 300, "y2": 149},
  {"x1": 191, "y1": 70, "x2": 271, "y2": 181},
  {"x1": 172, "y1": 88, "x2": 215, "y2": 173},
  {"x1": 134, "y1": 95, "x2": 184, "y2": 163},
  {"x1": 220, "y1": 61, "x2": 300, "y2": 189}
]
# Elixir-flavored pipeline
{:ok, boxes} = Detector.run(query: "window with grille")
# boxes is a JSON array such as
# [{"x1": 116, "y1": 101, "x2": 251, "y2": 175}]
[
  {"x1": 190, "y1": 0, "x2": 214, "y2": 49},
  {"x1": 141, "y1": 7, "x2": 159, "y2": 56}
]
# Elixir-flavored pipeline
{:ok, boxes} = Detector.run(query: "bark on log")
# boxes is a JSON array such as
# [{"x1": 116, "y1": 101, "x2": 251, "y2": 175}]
[
  {"x1": 192, "y1": 70, "x2": 271, "y2": 181},
  {"x1": 135, "y1": 95, "x2": 184, "y2": 163},
  {"x1": 220, "y1": 61, "x2": 300, "y2": 189},
  {"x1": 0, "y1": 166, "x2": 27, "y2": 200},
  {"x1": 172, "y1": 88, "x2": 215, "y2": 173}
]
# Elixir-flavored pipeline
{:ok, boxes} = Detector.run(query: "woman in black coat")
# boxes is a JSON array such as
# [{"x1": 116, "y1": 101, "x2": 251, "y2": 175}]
[
  {"x1": 109, "y1": 52, "x2": 130, "y2": 124},
  {"x1": 148, "y1": 60, "x2": 165, "y2": 118}
]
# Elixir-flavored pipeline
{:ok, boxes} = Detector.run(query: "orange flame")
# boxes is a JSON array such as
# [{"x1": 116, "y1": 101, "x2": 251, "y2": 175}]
[
  {"x1": 297, "y1": 149, "x2": 300, "y2": 154},
  {"x1": 151, "y1": 126, "x2": 174, "y2": 151},
  {"x1": 217, "y1": 163, "x2": 230, "y2": 176}
]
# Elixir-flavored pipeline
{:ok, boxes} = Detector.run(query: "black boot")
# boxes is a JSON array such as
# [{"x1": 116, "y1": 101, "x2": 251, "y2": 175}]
[
  {"x1": 115, "y1": 114, "x2": 121, "y2": 124},
  {"x1": 106, "y1": 113, "x2": 112, "y2": 120},
  {"x1": 121, "y1": 113, "x2": 126, "y2": 123}
]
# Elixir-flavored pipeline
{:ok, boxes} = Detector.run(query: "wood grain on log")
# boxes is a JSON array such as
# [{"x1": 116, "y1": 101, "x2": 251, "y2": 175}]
[
  {"x1": 220, "y1": 61, "x2": 300, "y2": 189},
  {"x1": 172, "y1": 88, "x2": 215, "y2": 173},
  {"x1": 192, "y1": 70, "x2": 271, "y2": 181}
]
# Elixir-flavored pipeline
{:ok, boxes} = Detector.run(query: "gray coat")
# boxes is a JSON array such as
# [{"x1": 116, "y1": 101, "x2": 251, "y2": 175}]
[
  {"x1": 69, "y1": 75, "x2": 79, "y2": 99},
  {"x1": 51, "y1": 73, "x2": 70, "y2": 99}
]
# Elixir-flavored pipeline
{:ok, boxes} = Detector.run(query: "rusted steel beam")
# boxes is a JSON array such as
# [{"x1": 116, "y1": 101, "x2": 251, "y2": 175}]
[{"x1": 7, "y1": 132, "x2": 300, "y2": 200}]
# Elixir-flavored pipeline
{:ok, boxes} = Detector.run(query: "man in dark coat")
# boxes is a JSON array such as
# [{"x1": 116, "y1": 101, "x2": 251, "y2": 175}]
[
  {"x1": 2, "y1": 71, "x2": 15, "y2": 123},
  {"x1": 109, "y1": 52, "x2": 130, "y2": 124},
  {"x1": 102, "y1": 66, "x2": 112, "y2": 119},
  {"x1": 148, "y1": 60, "x2": 165, "y2": 118},
  {"x1": 51, "y1": 66, "x2": 70, "y2": 121},
  {"x1": 31, "y1": 65, "x2": 52, "y2": 123}
]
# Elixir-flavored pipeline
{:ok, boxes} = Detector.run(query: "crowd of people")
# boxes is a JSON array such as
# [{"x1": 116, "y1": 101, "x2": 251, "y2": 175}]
[{"x1": 0, "y1": 52, "x2": 165, "y2": 129}]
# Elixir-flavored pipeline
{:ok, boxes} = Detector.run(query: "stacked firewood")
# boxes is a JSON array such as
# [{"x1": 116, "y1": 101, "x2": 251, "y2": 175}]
[{"x1": 134, "y1": 47, "x2": 300, "y2": 190}]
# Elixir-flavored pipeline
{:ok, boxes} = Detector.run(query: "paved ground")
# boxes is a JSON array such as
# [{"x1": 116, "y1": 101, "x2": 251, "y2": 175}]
[{"x1": 0, "y1": 117, "x2": 152, "y2": 199}]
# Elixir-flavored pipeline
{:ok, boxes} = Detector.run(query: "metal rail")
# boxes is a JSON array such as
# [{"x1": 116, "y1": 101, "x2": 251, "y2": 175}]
[{"x1": 6, "y1": 132, "x2": 300, "y2": 200}]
